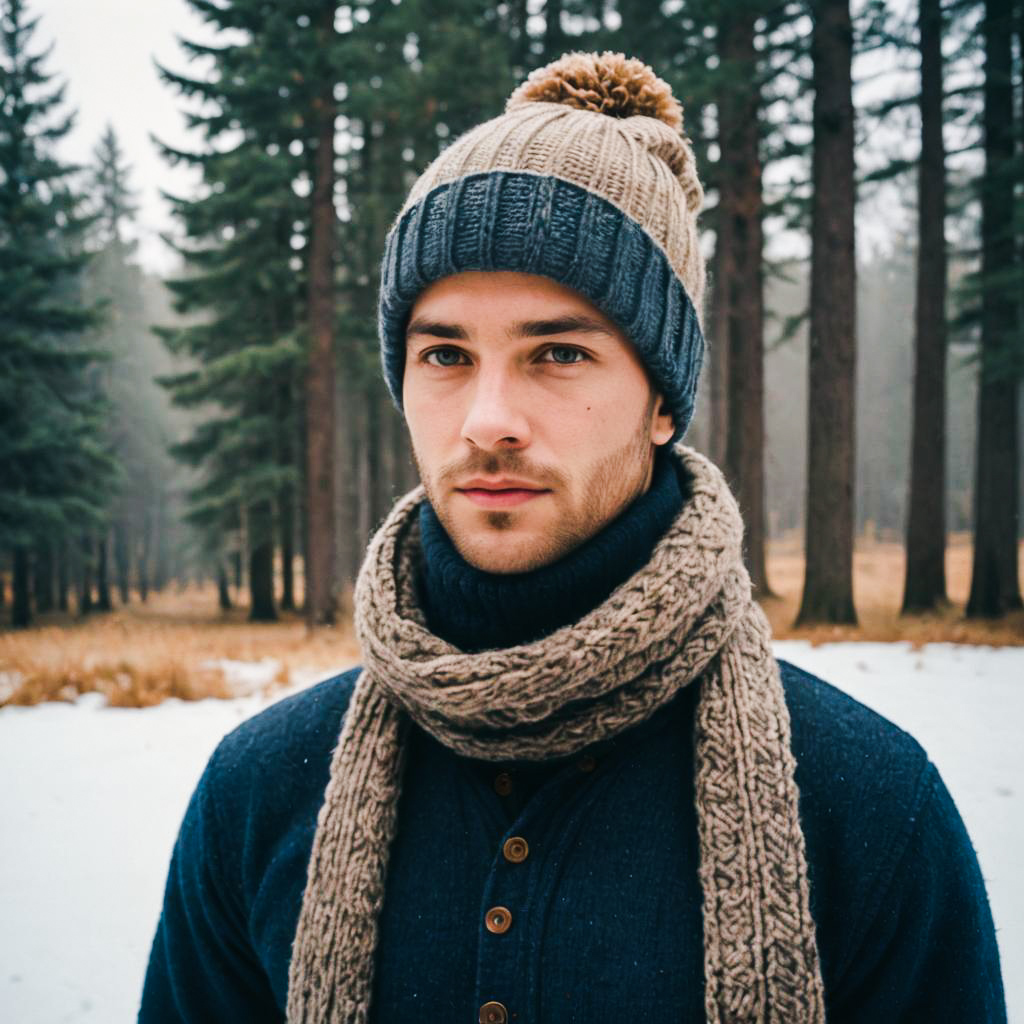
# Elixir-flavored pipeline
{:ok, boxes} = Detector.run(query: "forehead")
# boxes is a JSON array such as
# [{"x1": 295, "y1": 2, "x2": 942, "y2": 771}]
[{"x1": 407, "y1": 271, "x2": 624, "y2": 338}]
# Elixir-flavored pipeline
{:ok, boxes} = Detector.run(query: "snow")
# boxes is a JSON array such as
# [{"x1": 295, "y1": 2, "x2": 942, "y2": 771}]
[{"x1": 1, "y1": 643, "x2": 1021, "y2": 1022}]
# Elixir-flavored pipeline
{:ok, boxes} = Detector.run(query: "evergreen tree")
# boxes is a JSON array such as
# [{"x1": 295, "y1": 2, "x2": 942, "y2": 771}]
[
  {"x1": 0, "y1": 0, "x2": 114, "y2": 627},
  {"x1": 797, "y1": 0, "x2": 859, "y2": 625},
  {"x1": 903, "y1": 0, "x2": 951, "y2": 613},
  {"x1": 85, "y1": 124, "x2": 180, "y2": 607},
  {"x1": 157, "y1": 3, "x2": 314, "y2": 622},
  {"x1": 966, "y1": 0, "x2": 1022, "y2": 616}
]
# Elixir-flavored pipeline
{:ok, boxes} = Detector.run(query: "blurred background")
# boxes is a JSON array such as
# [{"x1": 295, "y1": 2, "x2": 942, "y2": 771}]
[{"x1": 1, "y1": 0, "x2": 1022, "y2": 704}]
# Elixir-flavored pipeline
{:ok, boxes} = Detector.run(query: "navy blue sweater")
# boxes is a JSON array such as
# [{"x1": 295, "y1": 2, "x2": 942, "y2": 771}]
[{"x1": 139, "y1": 459, "x2": 1006, "y2": 1021}]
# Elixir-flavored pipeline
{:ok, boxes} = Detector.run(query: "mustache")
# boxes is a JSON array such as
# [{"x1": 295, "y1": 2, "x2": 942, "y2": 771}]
[{"x1": 436, "y1": 450, "x2": 568, "y2": 490}]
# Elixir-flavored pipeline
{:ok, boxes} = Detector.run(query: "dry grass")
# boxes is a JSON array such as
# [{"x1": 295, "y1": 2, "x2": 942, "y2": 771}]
[
  {"x1": 763, "y1": 533, "x2": 1024, "y2": 647},
  {"x1": 0, "y1": 586, "x2": 359, "y2": 709},
  {"x1": 2, "y1": 536, "x2": 1020, "y2": 708}
]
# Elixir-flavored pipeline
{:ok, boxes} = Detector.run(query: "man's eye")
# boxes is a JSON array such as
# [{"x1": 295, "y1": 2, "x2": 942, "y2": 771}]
[
  {"x1": 424, "y1": 348, "x2": 466, "y2": 367},
  {"x1": 543, "y1": 346, "x2": 587, "y2": 365}
]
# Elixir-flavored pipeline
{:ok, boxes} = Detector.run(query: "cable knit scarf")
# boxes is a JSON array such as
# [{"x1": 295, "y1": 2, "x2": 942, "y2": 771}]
[{"x1": 286, "y1": 446, "x2": 825, "y2": 1023}]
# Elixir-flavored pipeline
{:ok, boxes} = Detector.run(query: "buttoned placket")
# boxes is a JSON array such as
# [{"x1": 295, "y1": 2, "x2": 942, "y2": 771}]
[{"x1": 470, "y1": 752, "x2": 605, "y2": 1024}]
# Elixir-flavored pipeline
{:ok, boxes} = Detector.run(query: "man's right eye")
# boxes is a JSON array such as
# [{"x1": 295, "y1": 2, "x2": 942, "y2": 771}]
[{"x1": 423, "y1": 347, "x2": 466, "y2": 367}]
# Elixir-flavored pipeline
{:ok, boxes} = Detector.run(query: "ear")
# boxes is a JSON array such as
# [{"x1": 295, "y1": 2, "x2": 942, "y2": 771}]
[{"x1": 650, "y1": 393, "x2": 675, "y2": 446}]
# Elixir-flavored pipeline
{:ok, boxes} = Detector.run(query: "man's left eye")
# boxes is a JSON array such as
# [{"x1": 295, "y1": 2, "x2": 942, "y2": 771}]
[{"x1": 544, "y1": 346, "x2": 586, "y2": 365}]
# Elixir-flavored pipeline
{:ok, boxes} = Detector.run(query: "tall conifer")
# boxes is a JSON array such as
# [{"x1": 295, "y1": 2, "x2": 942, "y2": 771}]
[{"x1": 0, "y1": 0, "x2": 114, "y2": 627}]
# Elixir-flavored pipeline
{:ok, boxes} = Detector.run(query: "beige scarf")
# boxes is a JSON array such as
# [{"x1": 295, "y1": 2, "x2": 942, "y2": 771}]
[{"x1": 286, "y1": 445, "x2": 825, "y2": 1023}]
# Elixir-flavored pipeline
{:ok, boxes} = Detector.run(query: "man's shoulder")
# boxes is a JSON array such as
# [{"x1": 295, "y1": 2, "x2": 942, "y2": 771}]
[
  {"x1": 778, "y1": 656, "x2": 932, "y2": 827},
  {"x1": 779, "y1": 657, "x2": 928, "y2": 773},
  {"x1": 204, "y1": 666, "x2": 362, "y2": 807}
]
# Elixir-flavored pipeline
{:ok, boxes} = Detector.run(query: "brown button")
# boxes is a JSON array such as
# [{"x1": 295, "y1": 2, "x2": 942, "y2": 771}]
[
  {"x1": 578, "y1": 754, "x2": 597, "y2": 773},
  {"x1": 493, "y1": 772, "x2": 514, "y2": 796},
  {"x1": 503, "y1": 836, "x2": 529, "y2": 863},
  {"x1": 479, "y1": 1001, "x2": 508, "y2": 1024},
  {"x1": 485, "y1": 905, "x2": 512, "y2": 934}
]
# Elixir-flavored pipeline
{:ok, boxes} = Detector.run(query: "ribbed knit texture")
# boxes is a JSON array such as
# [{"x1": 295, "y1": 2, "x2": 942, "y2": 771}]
[
  {"x1": 417, "y1": 447, "x2": 684, "y2": 652},
  {"x1": 377, "y1": 54, "x2": 707, "y2": 440},
  {"x1": 286, "y1": 445, "x2": 826, "y2": 1024}
]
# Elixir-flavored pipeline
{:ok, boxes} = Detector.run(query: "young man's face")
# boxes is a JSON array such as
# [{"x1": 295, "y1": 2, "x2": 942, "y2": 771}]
[{"x1": 402, "y1": 271, "x2": 675, "y2": 574}]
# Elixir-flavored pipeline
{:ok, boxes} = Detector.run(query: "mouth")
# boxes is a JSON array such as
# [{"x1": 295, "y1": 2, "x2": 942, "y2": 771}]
[{"x1": 455, "y1": 478, "x2": 551, "y2": 509}]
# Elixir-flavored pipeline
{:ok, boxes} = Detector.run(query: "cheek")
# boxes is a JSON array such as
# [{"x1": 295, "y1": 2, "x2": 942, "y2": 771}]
[{"x1": 404, "y1": 388, "x2": 458, "y2": 463}]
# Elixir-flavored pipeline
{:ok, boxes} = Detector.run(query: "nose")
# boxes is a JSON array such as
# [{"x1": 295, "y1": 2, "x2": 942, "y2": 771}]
[{"x1": 460, "y1": 365, "x2": 531, "y2": 451}]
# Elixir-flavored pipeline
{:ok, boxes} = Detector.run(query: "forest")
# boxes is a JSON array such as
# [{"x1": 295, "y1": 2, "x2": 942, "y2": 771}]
[{"x1": 1, "y1": 0, "x2": 1022, "y2": 635}]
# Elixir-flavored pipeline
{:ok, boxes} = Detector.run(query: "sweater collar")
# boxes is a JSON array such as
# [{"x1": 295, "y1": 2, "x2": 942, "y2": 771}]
[{"x1": 416, "y1": 448, "x2": 685, "y2": 652}]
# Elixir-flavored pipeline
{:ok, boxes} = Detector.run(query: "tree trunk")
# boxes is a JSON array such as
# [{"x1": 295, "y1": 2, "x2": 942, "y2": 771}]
[
  {"x1": 280, "y1": 487, "x2": 296, "y2": 611},
  {"x1": 335, "y1": 369, "x2": 361, "y2": 591},
  {"x1": 57, "y1": 540, "x2": 69, "y2": 611},
  {"x1": 797, "y1": 0, "x2": 858, "y2": 626},
  {"x1": 248, "y1": 500, "x2": 278, "y2": 622},
  {"x1": 543, "y1": 0, "x2": 565, "y2": 57},
  {"x1": 304, "y1": 4, "x2": 338, "y2": 628},
  {"x1": 708, "y1": 204, "x2": 732, "y2": 469},
  {"x1": 96, "y1": 531, "x2": 113, "y2": 611},
  {"x1": 719, "y1": 9, "x2": 772, "y2": 597},
  {"x1": 113, "y1": 521, "x2": 131, "y2": 605},
  {"x1": 138, "y1": 512, "x2": 151, "y2": 602},
  {"x1": 79, "y1": 536, "x2": 95, "y2": 616},
  {"x1": 217, "y1": 561, "x2": 232, "y2": 611},
  {"x1": 903, "y1": 0, "x2": 949, "y2": 613},
  {"x1": 277, "y1": 378, "x2": 296, "y2": 612},
  {"x1": 153, "y1": 502, "x2": 170, "y2": 593},
  {"x1": 967, "y1": 0, "x2": 1023, "y2": 617},
  {"x1": 33, "y1": 542, "x2": 55, "y2": 614},
  {"x1": 12, "y1": 548, "x2": 31, "y2": 628}
]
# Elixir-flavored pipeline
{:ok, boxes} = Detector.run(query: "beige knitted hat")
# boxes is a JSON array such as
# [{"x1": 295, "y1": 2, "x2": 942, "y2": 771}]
[{"x1": 378, "y1": 51, "x2": 707, "y2": 439}]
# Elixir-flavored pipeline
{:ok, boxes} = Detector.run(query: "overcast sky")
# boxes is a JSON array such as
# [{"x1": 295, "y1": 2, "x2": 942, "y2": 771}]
[{"x1": 34, "y1": 0, "x2": 213, "y2": 272}]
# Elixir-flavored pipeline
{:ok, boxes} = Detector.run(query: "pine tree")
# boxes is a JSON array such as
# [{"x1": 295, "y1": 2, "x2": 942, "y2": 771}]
[
  {"x1": 903, "y1": 0, "x2": 951, "y2": 613},
  {"x1": 797, "y1": 0, "x2": 859, "y2": 625},
  {"x1": 0, "y1": 0, "x2": 114, "y2": 627},
  {"x1": 966, "y1": 0, "x2": 1023, "y2": 616},
  {"x1": 157, "y1": 2, "x2": 315, "y2": 622},
  {"x1": 85, "y1": 124, "x2": 180, "y2": 608}
]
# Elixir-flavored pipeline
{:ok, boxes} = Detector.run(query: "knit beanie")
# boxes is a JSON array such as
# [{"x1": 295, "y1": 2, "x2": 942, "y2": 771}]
[{"x1": 377, "y1": 51, "x2": 707, "y2": 440}]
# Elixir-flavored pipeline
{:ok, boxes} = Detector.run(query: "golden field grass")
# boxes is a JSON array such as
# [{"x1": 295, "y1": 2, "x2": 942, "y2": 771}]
[
  {"x1": 1, "y1": 536, "x2": 1020, "y2": 708},
  {"x1": 0, "y1": 588, "x2": 359, "y2": 709},
  {"x1": 764, "y1": 533, "x2": 1024, "y2": 646}
]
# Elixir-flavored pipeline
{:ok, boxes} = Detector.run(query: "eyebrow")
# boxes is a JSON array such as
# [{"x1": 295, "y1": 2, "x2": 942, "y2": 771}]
[{"x1": 405, "y1": 313, "x2": 616, "y2": 343}]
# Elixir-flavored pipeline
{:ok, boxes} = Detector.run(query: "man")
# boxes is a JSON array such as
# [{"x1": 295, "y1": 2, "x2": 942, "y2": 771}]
[{"x1": 140, "y1": 53, "x2": 1006, "y2": 1023}]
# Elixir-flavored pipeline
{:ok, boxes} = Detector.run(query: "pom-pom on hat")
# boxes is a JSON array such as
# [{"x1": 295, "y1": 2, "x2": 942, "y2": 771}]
[{"x1": 377, "y1": 51, "x2": 706, "y2": 440}]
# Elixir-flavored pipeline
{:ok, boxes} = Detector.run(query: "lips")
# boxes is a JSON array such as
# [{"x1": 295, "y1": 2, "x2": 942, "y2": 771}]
[{"x1": 456, "y1": 478, "x2": 550, "y2": 509}]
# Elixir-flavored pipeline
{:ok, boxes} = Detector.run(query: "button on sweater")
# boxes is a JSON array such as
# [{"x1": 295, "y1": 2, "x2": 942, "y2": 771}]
[{"x1": 139, "y1": 458, "x2": 1006, "y2": 1022}]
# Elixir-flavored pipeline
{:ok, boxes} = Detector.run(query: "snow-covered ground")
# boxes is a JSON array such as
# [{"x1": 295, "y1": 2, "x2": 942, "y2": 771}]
[{"x1": 1, "y1": 643, "x2": 1020, "y2": 1022}]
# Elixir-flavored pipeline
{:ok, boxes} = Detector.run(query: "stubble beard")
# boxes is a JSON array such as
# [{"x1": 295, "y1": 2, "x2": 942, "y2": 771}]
[{"x1": 414, "y1": 398, "x2": 659, "y2": 574}]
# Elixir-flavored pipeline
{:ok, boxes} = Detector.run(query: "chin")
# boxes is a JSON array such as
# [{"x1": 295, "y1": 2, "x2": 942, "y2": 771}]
[{"x1": 454, "y1": 527, "x2": 559, "y2": 575}]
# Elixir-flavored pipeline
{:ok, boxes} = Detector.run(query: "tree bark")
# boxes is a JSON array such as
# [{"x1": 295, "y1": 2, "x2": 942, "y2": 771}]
[
  {"x1": 719, "y1": 9, "x2": 772, "y2": 597},
  {"x1": 903, "y1": 0, "x2": 950, "y2": 613},
  {"x1": 12, "y1": 548, "x2": 31, "y2": 628},
  {"x1": 138, "y1": 511, "x2": 151, "y2": 602},
  {"x1": 57, "y1": 540, "x2": 69, "y2": 611},
  {"x1": 113, "y1": 521, "x2": 131, "y2": 605},
  {"x1": 797, "y1": 0, "x2": 858, "y2": 625},
  {"x1": 33, "y1": 542, "x2": 54, "y2": 614},
  {"x1": 248, "y1": 500, "x2": 278, "y2": 622},
  {"x1": 967, "y1": 0, "x2": 1023, "y2": 616},
  {"x1": 96, "y1": 531, "x2": 113, "y2": 611},
  {"x1": 79, "y1": 536, "x2": 95, "y2": 616},
  {"x1": 277, "y1": 379, "x2": 297, "y2": 612},
  {"x1": 708, "y1": 216, "x2": 731, "y2": 469},
  {"x1": 217, "y1": 561, "x2": 232, "y2": 611},
  {"x1": 303, "y1": 3, "x2": 338, "y2": 628}
]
